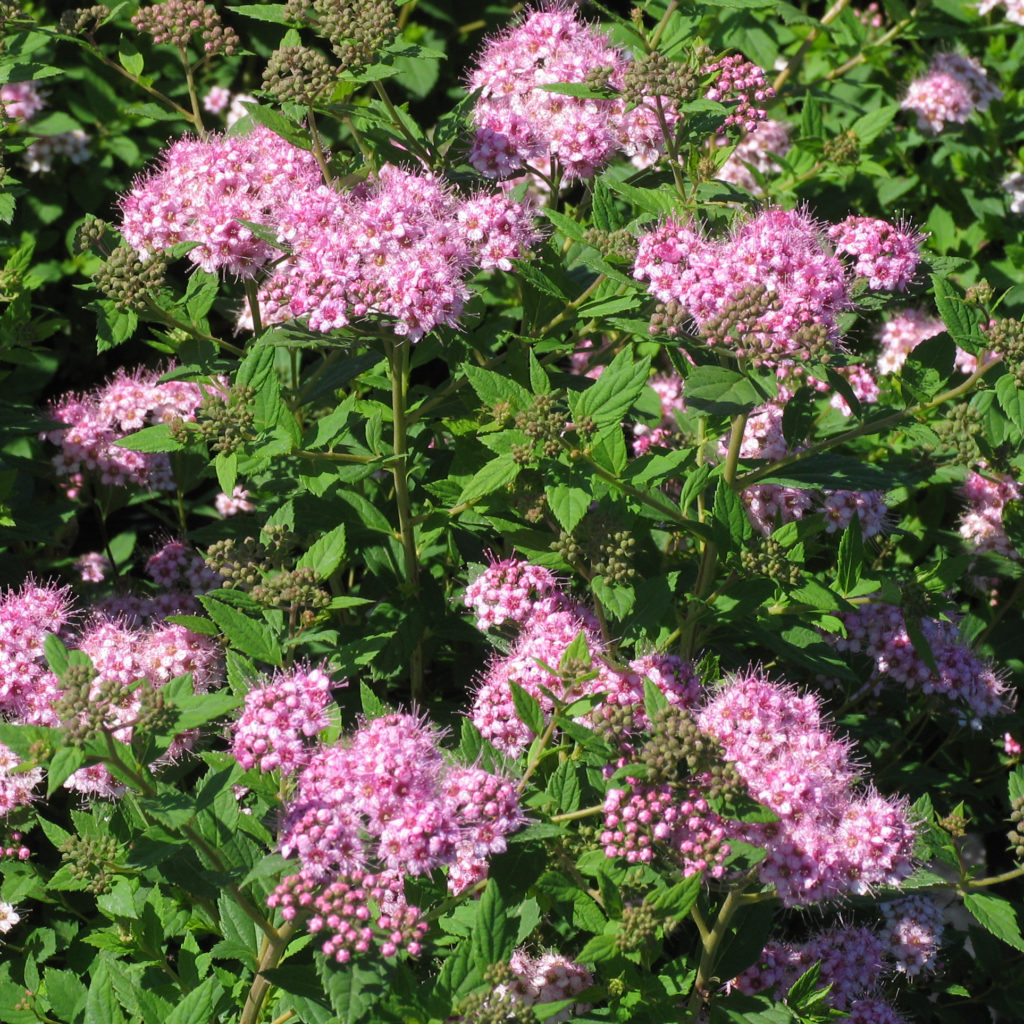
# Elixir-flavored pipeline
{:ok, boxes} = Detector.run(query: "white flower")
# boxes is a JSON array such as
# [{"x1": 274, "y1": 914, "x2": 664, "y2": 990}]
[{"x1": 0, "y1": 901, "x2": 21, "y2": 934}]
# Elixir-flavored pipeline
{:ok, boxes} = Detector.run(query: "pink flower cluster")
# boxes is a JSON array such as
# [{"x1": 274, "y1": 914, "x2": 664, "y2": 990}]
[
  {"x1": 489, "y1": 949, "x2": 594, "y2": 1024},
  {"x1": 0, "y1": 577, "x2": 223, "y2": 799},
  {"x1": 732, "y1": 924, "x2": 907, "y2": 1021},
  {"x1": 876, "y1": 308, "x2": 944, "y2": 374},
  {"x1": 698, "y1": 669, "x2": 917, "y2": 905},
  {"x1": 902, "y1": 52, "x2": 1001, "y2": 134},
  {"x1": 65, "y1": 614, "x2": 223, "y2": 797},
  {"x1": 633, "y1": 371, "x2": 686, "y2": 455},
  {"x1": 978, "y1": 0, "x2": 1024, "y2": 23},
  {"x1": 252, "y1": 164, "x2": 538, "y2": 340},
  {"x1": 827, "y1": 216, "x2": 924, "y2": 291},
  {"x1": 231, "y1": 665, "x2": 335, "y2": 774},
  {"x1": 119, "y1": 126, "x2": 322, "y2": 277},
  {"x1": 601, "y1": 779, "x2": 731, "y2": 878},
  {"x1": 0, "y1": 742, "x2": 43, "y2": 817},
  {"x1": 633, "y1": 207, "x2": 853, "y2": 364},
  {"x1": 468, "y1": 559, "x2": 698, "y2": 756},
  {"x1": 269, "y1": 868, "x2": 428, "y2": 962},
  {"x1": 836, "y1": 603, "x2": 1013, "y2": 724},
  {"x1": 463, "y1": 557, "x2": 560, "y2": 630},
  {"x1": 0, "y1": 82, "x2": 45, "y2": 122},
  {"x1": 881, "y1": 895, "x2": 945, "y2": 976},
  {"x1": 716, "y1": 119, "x2": 792, "y2": 194},
  {"x1": 958, "y1": 469, "x2": 1021, "y2": 559},
  {"x1": 466, "y1": 6, "x2": 662, "y2": 180},
  {"x1": 704, "y1": 54, "x2": 773, "y2": 133},
  {"x1": 215, "y1": 485, "x2": 254, "y2": 517},
  {"x1": 44, "y1": 367, "x2": 209, "y2": 497},
  {"x1": 732, "y1": 402, "x2": 889, "y2": 537}
]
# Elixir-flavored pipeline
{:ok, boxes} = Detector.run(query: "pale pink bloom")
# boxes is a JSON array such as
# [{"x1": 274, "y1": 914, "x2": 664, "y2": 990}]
[
  {"x1": 902, "y1": 52, "x2": 1001, "y2": 133},
  {"x1": 959, "y1": 469, "x2": 1021, "y2": 558},
  {"x1": 0, "y1": 82, "x2": 44, "y2": 121},
  {"x1": 215, "y1": 485, "x2": 254, "y2": 516},
  {"x1": 1005, "y1": 732, "x2": 1022, "y2": 756},
  {"x1": 22, "y1": 130, "x2": 89, "y2": 174},
  {"x1": 978, "y1": 0, "x2": 1024, "y2": 24},
  {"x1": 881, "y1": 895, "x2": 945, "y2": 976},
  {"x1": 203, "y1": 85, "x2": 232, "y2": 113},
  {"x1": 75, "y1": 551, "x2": 111, "y2": 583},
  {"x1": 0, "y1": 900, "x2": 20, "y2": 934},
  {"x1": 876, "y1": 308, "x2": 944, "y2": 374},
  {"x1": 717, "y1": 119, "x2": 791, "y2": 194}
]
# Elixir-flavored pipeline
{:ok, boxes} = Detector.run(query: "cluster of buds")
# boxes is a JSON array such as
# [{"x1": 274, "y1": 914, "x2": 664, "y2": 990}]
[
  {"x1": 823, "y1": 128, "x2": 861, "y2": 166},
  {"x1": 581, "y1": 227, "x2": 637, "y2": 262},
  {"x1": 986, "y1": 317, "x2": 1024, "y2": 384},
  {"x1": 933, "y1": 401, "x2": 987, "y2": 467},
  {"x1": 1009, "y1": 794, "x2": 1024, "y2": 858},
  {"x1": 59, "y1": 832, "x2": 121, "y2": 894},
  {"x1": 620, "y1": 49, "x2": 701, "y2": 109},
  {"x1": 132, "y1": 0, "x2": 239, "y2": 57},
  {"x1": 262, "y1": 45, "x2": 336, "y2": 105},
  {"x1": 58, "y1": 5, "x2": 109, "y2": 36},
  {"x1": 92, "y1": 244, "x2": 168, "y2": 312},
  {"x1": 205, "y1": 525, "x2": 330, "y2": 617},
  {"x1": 513, "y1": 393, "x2": 566, "y2": 462},
  {"x1": 550, "y1": 518, "x2": 638, "y2": 584},
  {"x1": 616, "y1": 899, "x2": 658, "y2": 952},
  {"x1": 699, "y1": 283, "x2": 779, "y2": 355},
  {"x1": 180, "y1": 383, "x2": 255, "y2": 456},
  {"x1": 641, "y1": 704, "x2": 743, "y2": 802},
  {"x1": 593, "y1": 530, "x2": 638, "y2": 584},
  {"x1": 739, "y1": 536, "x2": 802, "y2": 587},
  {"x1": 284, "y1": 0, "x2": 396, "y2": 70},
  {"x1": 74, "y1": 214, "x2": 111, "y2": 255}
]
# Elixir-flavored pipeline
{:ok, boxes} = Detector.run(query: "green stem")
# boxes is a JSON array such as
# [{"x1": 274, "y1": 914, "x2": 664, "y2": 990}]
[
  {"x1": 87, "y1": 44, "x2": 199, "y2": 128},
  {"x1": 179, "y1": 48, "x2": 206, "y2": 135},
  {"x1": 686, "y1": 886, "x2": 747, "y2": 1019},
  {"x1": 240, "y1": 921, "x2": 298, "y2": 1024},
  {"x1": 648, "y1": 0, "x2": 679, "y2": 51},
  {"x1": 387, "y1": 339, "x2": 424, "y2": 703},
  {"x1": 373, "y1": 81, "x2": 430, "y2": 163},
  {"x1": 550, "y1": 803, "x2": 605, "y2": 824},
  {"x1": 307, "y1": 105, "x2": 332, "y2": 184},
  {"x1": 517, "y1": 718, "x2": 559, "y2": 795},
  {"x1": 820, "y1": 10, "x2": 918, "y2": 83},
  {"x1": 771, "y1": 0, "x2": 851, "y2": 94},
  {"x1": 244, "y1": 279, "x2": 263, "y2": 337}
]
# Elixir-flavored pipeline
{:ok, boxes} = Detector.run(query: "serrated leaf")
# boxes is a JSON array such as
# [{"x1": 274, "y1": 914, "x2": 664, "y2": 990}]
[
  {"x1": 510, "y1": 681, "x2": 546, "y2": 737},
  {"x1": 471, "y1": 879, "x2": 513, "y2": 966},
  {"x1": 199, "y1": 595, "x2": 281, "y2": 666},
  {"x1": 712, "y1": 477, "x2": 752, "y2": 547},
  {"x1": 546, "y1": 484, "x2": 589, "y2": 534},
  {"x1": 577, "y1": 932, "x2": 620, "y2": 964},
  {"x1": 931, "y1": 274, "x2": 981, "y2": 348},
  {"x1": 360, "y1": 681, "x2": 387, "y2": 719},
  {"x1": 457, "y1": 454, "x2": 520, "y2": 505},
  {"x1": 84, "y1": 959, "x2": 127, "y2": 1024},
  {"x1": 47, "y1": 746, "x2": 86, "y2": 796},
  {"x1": 297, "y1": 524, "x2": 346, "y2": 578},
  {"x1": 648, "y1": 874, "x2": 701, "y2": 919},
  {"x1": 964, "y1": 892, "x2": 1024, "y2": 951},
  {"x1": 214, "y1": 451, "x2": 237, "y2": 496},
  {"x1": 836, "y1": 515, "x2": 863, "y2": 594},
  {"x1": 684, "y1": 365, "x2": 765, "y2": 415},
  {"x1": 546, "y1": 759, "x2": 580, "y2": 814},
  {"x1": 113, "y1": 424, "x2": 185, "y2": 453},
  {"x1": 574, "y1": 347, "x2": 651, "y2": 426}
]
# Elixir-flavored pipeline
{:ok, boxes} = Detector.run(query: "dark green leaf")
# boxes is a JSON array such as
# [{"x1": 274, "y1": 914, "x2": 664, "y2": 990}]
[
  {"x1": 510, "y1": 682, "x2": 545, "y2": 737},
  {"x1": 964, "y1": 892, "x2": 1024, "y2": 951},
  {"x1": 199, "y1": 595, "x2": 281, "y2": 666},
  {"x1": 685, "y1": 366, "x2": 765, "y2": 415}
]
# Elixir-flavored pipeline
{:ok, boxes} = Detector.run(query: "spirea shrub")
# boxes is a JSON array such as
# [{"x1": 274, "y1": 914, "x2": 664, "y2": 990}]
[{"x1": 0, "y1": 1, "x2": 1023, "y2": 1022}]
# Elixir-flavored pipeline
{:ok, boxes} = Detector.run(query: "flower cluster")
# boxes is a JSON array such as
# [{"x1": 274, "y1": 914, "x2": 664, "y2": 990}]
[
  {"x1": 732, "y1": 402, "x2": 890, "y2": 537},
  {"x1": 876, "y1": 308, "x2": 945, "y2": 374},
  {"x1": 491, "y1": 949, "x2": 594, "y2": 1024},
  {"x1": 698, "y1": 669, "x2": 917, "y2": 905},
  {"x1": 704, "y1": 53, "x2": 773, "y2": 133},
  {"x1": 881, "y1": 895, "x2": 945, "y2": 976},
  {"x1": 732, "y1": 924, "x2": 906, "y2": 1021},
  {"x1": 716, "y1": 119, "x2": 792, "y2": 194},
  {"x1": 827, "y1": 216, "x2": 924, "y2": 292},
  {"x1": 0, "y1": 81, "x2": 45, "y2": 122},
  {"x1": 43, "y1": 366, "x2": 209, "y2": 497},
  {"x1": 902, "y1": 52, "x2": 1001, "y2": 133},
  {"x1": 267, "y1": 710, "x2": 524, "y2": 963},
  {"x1": 978, "y1": 0, "x2": 1024, "y2": 23},
  {"x1": 215, "y1": 485, "x2": 255, "y2": 517},
  {"x1": 252, "y1": 163, "x2": 538, "y2": 340},
  {"x1": 465, "y1": 6, "x2": 657, "y2": 180},
  {"x1": 0, "y1": 743, "x2": 43, "y2": 817},
  {"x1": 463, "y1": 557, "x2": 561, "y2": 630},
  {"x1": 132, "y1": 0, "x2": 239, "y2": 56},
  {"x1": 836, "y1": 603, "x2": 1013, "y2": 724},
  {"x1": 119, "y1": 126, "x2": 322, "y2": 277},
  {"x1": 958, "y1": 469, "x2": 1021, "y2": 558},
  {"x1": 231, "y1": 665, "x2": 336, "y2": 774},
  {"x1": 633, "y1": 207, "x2": 853, "y2": 365},
  {"x1": 469, "y1": 559, "x2": 697, "y2": 756}
]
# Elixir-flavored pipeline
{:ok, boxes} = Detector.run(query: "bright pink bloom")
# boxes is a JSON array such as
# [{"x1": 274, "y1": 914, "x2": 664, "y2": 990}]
[
  {"x1": 828, "y1": 216, "x2": 924, "y2": 291},
  {"x1": 0, "y1": 82, "x2": 44, "y2": 122}
]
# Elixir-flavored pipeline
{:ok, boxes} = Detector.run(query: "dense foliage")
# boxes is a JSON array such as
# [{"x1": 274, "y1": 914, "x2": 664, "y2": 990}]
[{"x1": 1, "y1": 0, "x2": 1024, "y2": 1021}]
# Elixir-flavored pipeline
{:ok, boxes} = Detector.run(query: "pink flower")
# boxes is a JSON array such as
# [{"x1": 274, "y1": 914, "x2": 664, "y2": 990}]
[
  {"x1": 828, "y1": 216, "x2": 924, "y2": 291},
  {"x1": 203, "y1": 85, "x2": 232, "y2": 113},
  {"x1": 902, "y1": 53, "x2": 1001, "y2": 133},
  {"x1": 0, "y1": 82, "x2": 44, "y2": 122},
  {"x1": 215, "y1": 485, "x2": 254, "y2": 517}
]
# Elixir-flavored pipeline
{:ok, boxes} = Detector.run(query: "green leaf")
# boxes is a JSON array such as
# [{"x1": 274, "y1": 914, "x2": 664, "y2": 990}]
[
  {"x1": 539, "y1": 81, "x2": 616, "y2": 99},
  {"x1": 572, "y1": 347, "x2": 651, "y2": 426},
  {"x1": 647, "y1": 874, "x2": 701, "y2": 919},
  {"x1": 457, "y1": 453, "x2": 520, "y2": 505},
  {"x1": 43, "y1": 968, "x2": 88, "y2": 1022},
  {"x1": 712, "y1": 478, "x2": 752, "y2": 548},
  {"x1": 225, "y1": 3, "x2": 290, "y2": 22},
  {"x1": 577, "y1": 932, "x2": 620, "y2": 964},
  {"x1": 902, "y1": 334, "x2": 954, "y2": 400},
  {"x1": 964, "y1": 892, "x2": 1024, "y2": 951},
  {"x1": 546, "y1": 484, "x2": 589, "y2": 534},
  {"x1": 684, "y1": 365, "x2": 765, "y2": 415},
  {"x1": 117, "y1": 42, "x2": 143, "y2": 77},
  {"x1": 1009, "y1": 766, "x2": 1024, "y2": 805},
  {"x1": 546, "y1": 760, "x2": 580, "y2": 814},
  {"x1": 44, "y1": 633, "x2": 69, "y2": 678},
  {"x1": 996, "y1": 374, "x2": 1024, "y2": 435},
  {"x1": 199, "y1": 595, "x2": 281, "y2": 666},
  {"x1": 84, "y1": 959, "x2": 127, "y2": 1024},
  {"x1": 836, "y1": 515, "x2": 864, "y2": 594},
  {"x1": 214, "y1": 451, "x2": 237, "y2": 496},
  {"x1": 591, "y1": 576, "x2": 634, "y2": 620},
  {"x1": 931, "y1": 274, "x2": 982, "y2": 348},
  {"x1": 471, "y1": 879, "x2": 514, "y2": 966},
  {"x1": 510, "y1": 682, "x2": 546, "y2": 737},
  {"x1": 850, "y1": 102, "x2": 899, "y2": 144},
  {"x1": 47, "y1": 746, "x2": 86, "y2": 796},
  {"x1": 297, "y1": 524, "x2": 347, "y2": 578},
  {"x1": 166, "y1": 976, "x2": 224, "y2": 1024},
  {"x1": 360, "y1": 681, "x2": 387, "y2": 719},
  {"x1": 113, "y1": 423, "x2": 184, "y2": 453}
]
